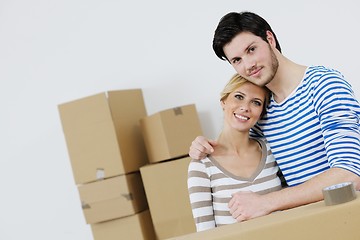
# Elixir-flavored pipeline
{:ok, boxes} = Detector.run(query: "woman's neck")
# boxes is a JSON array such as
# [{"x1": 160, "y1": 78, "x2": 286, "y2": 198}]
[{"x1": 215, "y1": 130, "x2": 253, "y2": 156}]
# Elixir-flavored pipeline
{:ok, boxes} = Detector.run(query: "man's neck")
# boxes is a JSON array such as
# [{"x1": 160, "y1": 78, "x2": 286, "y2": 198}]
[{"x1": 267, "y1": 55, "x2": 307, "y2": 103}]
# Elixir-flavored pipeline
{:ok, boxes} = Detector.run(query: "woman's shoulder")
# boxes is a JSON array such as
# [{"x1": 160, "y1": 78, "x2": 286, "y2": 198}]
[
  {"x1": 251, "y1": 137, "x2": 269, "y2": 148},
  {"x1": 189, "y1": 157, "x2": 212, "y2": 169}
]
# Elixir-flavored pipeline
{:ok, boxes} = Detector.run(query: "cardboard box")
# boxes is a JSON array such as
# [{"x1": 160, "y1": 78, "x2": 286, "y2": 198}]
[
  {"x1": 91, "y1": 210, "x2": 156, "y2": 240},
  {"x1": 78, "y1": 172, "x2": 148, "y2": 224},
  {"x1": 140, "y1": 157, "x2": 196, "y2": 239},
  {"x1": 58, "y1": 89, "x2": 148, "y2": 184},
  {"x1": 140, "y1": 104, "x2": 203, "y2": 163},
  {"x1": 168, "y1": 192, "x2": 360, "y2": 240}
]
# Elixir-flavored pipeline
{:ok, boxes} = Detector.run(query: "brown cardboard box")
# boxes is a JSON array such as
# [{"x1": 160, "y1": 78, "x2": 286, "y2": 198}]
[
  {"x1": 140, "y1": 104, "x2": 203, "y2": 163},
  {"x1": 91, "y1": 210, "x2": 156, "y2": 240},
  {"x1": 140, "y1": 157, "x2": 196, "y2": 239},
  {"x1": 168, "y1": 192, "x2": 360, "y2": 240},
  {"x1": 78, "y1": 172, "x2": 148, "y2": 224},
  {"x1": 58, "y1": 89, "x2": 148, "y2": 184}
]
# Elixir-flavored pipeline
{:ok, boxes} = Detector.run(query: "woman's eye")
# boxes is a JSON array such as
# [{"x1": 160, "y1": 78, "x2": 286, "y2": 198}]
[
  {"x1": 235, "y1": 94, "x2": 244, "y2": 100},
  {"x1": 253, "y1": 101, "x2": 262, "y2": 106}
]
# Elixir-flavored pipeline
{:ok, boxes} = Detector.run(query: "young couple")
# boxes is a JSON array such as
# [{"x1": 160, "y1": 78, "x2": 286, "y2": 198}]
[{"x1": 188, "y1": 11, "x2": 360, "y2": 232}]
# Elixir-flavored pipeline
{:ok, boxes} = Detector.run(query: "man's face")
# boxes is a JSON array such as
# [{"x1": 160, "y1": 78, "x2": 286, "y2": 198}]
[{"x1": 223, "y1": 32, "x2": 278, "y2": 87}]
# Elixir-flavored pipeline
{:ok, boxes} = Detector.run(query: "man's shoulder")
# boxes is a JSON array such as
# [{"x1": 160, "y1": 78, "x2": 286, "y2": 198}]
[
  {"x1": 306, "y1": 65, "x2": 343, "y2": 78},
  {"x1": 304, "y1": 65, "x2": 345, "y2": 87}
]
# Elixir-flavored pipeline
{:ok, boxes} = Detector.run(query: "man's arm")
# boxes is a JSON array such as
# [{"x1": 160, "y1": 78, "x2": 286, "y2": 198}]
[{"x1": 229, "y1": 167, "x2": 360, "y2": 222}]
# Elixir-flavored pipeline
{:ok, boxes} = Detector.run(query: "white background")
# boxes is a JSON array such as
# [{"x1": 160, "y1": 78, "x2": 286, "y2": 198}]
[{"x1": 1, "y1": 1, "x2": 359, "y2": 239}]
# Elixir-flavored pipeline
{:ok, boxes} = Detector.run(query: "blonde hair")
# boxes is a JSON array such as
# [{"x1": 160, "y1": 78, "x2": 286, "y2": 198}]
[
  {"x1": 220, "y1": 74, "x2": 248, "y2": 102},
  {"x1": 220, "y1": 73, "x2": 270, "y2": 117}
]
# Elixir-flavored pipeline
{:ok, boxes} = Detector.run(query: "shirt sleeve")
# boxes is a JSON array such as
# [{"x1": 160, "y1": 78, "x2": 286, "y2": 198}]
[
  {"x1": 187, "y1": 159, "x2": 216, "y2": 232},
  {"x1": 313, "y1": 69, "x2": 360, "y2": 176}
]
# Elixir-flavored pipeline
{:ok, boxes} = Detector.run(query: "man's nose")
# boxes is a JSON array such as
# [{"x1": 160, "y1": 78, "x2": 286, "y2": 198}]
[{"x1": 244, "y1": 57, "x2": 256, "y2": 75}]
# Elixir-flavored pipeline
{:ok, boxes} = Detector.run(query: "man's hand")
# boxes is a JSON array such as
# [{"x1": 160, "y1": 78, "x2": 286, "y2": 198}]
[
  {"x1": 228, "y1": 191, "x2": 272, "y2": 222},
  {"x1": 228, "y1": 168, "x2": 360, "y2": 223},
  {"x1": 189, "y1": 136, "x2": 217, "y2": 160}
]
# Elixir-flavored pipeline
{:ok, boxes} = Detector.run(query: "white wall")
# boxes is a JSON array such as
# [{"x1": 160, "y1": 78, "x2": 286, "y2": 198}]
[{"x1": 1, "y1": 0, "x2": 359, "y2": 239}]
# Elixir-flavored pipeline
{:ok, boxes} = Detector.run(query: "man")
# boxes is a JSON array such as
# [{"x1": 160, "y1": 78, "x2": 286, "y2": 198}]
[{"x1": 189, "y1": 11, "x2": 360, "y2": 222}]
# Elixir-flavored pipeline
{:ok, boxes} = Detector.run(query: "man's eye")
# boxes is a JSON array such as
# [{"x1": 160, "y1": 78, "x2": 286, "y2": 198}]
[
  {"x1": 232, "y1": 58, "x2": 241, "y2": 64},
  {"x1": 249, "y1": 47, "x2": 256, "y2": 53}
]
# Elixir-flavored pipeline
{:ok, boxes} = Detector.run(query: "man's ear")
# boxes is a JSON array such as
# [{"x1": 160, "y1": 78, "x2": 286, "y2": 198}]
[{"x1": 266, "y1": 30, "x2": 276, "y2": 48}]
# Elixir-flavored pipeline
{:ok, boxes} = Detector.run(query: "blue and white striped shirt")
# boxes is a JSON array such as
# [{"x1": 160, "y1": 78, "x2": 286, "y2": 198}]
[{"x1": 253, "y1": 66, "x2": 360, "y2": 186}]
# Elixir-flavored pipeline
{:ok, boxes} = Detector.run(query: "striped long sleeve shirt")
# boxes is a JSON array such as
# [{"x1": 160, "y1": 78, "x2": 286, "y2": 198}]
[
  {"x1": 253, "y1": 66, "x2": 360, "y2": 186},
  {"x1": 188, "y1": 138, "x2": 282, "y2": 232}
]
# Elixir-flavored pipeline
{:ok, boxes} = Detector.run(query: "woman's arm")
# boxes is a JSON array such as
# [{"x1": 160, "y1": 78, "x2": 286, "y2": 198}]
[{"x1": 188, "y1": 159, "x2": 216, "y2": 231}]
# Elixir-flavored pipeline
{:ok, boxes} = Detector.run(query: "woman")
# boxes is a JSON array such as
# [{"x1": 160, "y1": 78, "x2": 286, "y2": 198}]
[{"x1": 187, "y1": 74, "x2": 283, "y2": 232}]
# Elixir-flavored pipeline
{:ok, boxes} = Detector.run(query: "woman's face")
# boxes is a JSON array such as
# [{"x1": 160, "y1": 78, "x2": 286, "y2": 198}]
[{"x1": 221, "y1": 81, "x2": 266, "y2": 132}]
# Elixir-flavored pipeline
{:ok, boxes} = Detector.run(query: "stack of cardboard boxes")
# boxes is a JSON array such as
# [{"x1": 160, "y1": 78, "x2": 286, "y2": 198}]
[
  {"x1": 139, "y1": 104, "x2": 203, "y2": 239},
  {"x1": 59, "y1": 89, "x2": 204, "y2": 240},
  {"x1": 58, "y1": 89, "x2": 155, "y2": 240}
]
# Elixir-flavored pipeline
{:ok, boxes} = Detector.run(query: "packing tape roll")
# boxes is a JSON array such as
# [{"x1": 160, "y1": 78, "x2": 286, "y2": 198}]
[{"x1": 322, "y1": 182, "x2": 357, "y2": 206}]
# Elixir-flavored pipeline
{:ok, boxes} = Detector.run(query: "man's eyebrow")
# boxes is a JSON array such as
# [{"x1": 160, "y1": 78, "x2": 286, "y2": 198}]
[
  {"x1": 245, "y1": 41, "x2": 256, "y2": 52},
  {"x1": 229, "y1": 41, "x2": 256, "y2": 62},
  {"x1": 229, "y1": 56, "x2": 241, "y2": 62}
]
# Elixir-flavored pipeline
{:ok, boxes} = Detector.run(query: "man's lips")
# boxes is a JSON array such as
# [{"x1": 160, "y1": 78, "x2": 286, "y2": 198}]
[{"x1": 248, "y1": 67, "x2": 262, "y2": 77}]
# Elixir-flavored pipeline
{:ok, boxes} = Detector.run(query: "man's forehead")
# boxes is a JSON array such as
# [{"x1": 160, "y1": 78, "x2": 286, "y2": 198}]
[{"x1": 224, "y1": 33, "x2": 263, "y2": 56}]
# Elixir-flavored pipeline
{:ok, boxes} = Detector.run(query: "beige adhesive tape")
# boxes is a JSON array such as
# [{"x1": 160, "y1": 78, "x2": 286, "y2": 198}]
[{"x1": 322, "y1": 182, "x2": 357, "y2": 206}]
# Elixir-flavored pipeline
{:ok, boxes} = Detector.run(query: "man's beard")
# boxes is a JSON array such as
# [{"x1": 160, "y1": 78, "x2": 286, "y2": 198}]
[{"x1": 263, "y1": 45, "x2": 279, "y2": 86}]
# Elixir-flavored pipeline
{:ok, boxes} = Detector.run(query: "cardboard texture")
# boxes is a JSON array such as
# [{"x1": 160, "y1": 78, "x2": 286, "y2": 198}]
[
  {"x1": 168, "y1": 192, "x2": 360, "y2": 240},
  {"x1": 140, "y1": 104, "x2": 203, "y2": 163},
  {"x1": 78, "y1": 172, "x2": 148, "y2": 224},
  {"x1": 58, "y1": 89, "x2": 148, "y2": 184},
  {"x1": 140, "y1": 157, "x2": 196, "y2": 239},
  {"x1": 91, "y1": 210, "x2": 156, "y2": 240}
]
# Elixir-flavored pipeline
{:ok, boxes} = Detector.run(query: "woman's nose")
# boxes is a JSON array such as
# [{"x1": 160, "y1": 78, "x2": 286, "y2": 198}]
[{"x1": 240, "y1": 103, "x2": 250, "y2": 112}]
